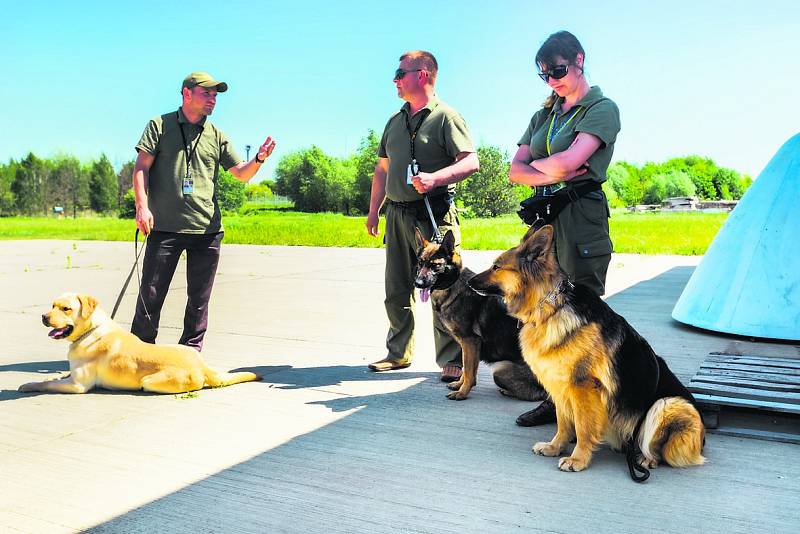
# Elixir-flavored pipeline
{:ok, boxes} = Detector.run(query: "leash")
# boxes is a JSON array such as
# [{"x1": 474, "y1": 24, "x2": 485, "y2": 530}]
[
  {"x1": 624, "y1": 356, "x2": 662, "y2": 483},
  {"x1": 423, "y1": 195, "x2": 443, "y2": 243},
  {"x1": 625, "y1": 415, "x2": 651, "y2": 483},
  {"x1": 110, "y1": 229, "x2": 148, "y2": 320}
]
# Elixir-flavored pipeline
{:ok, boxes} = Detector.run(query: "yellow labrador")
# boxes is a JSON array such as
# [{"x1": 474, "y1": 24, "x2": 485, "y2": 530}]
[{"x1": 19, "y1": 293, "x2": 259, "y2": 394}]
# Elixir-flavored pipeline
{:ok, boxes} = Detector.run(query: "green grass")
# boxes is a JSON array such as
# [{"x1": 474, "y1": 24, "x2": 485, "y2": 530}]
[{"x1": 0, "y1": 210, "x2": 728, "y2": 255}]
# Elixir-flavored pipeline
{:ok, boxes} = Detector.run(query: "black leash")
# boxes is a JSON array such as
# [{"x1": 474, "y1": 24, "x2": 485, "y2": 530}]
[
  {"x1": 422, "y1": 195, "x2": 443, "y2": 243},
  {"x1": 110, "y1": 229, "x2": 148, "y2": 320},
  {"x1": 625, "y1": 414, "x2": 651, "y2": 483},
  {"x1": 624, "y1": 355, "x2": 662, "y2": 483}
]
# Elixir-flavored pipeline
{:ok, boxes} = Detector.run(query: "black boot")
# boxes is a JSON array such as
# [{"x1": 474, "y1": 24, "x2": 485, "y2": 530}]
[{"x1": 516, "y1": 399, "x2": 556, "y2": 427}]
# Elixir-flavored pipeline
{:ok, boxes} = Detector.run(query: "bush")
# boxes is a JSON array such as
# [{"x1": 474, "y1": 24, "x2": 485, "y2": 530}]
[
  {"x1": 216, "y1": 169, "x2": 246, "y2": 212},
  {"x1": 273, "y1": 146, "x2": 355, "y2": 213},
  {"x1": 245, "y1": 181, "x2": 273, "y2": 201},
  {"x1": 607, "y1": 162, "x2": 644, "y2": 206},
  {"x1": 643, "y1": 170, "x2": 697, "y2": 204},
  {"x1": 119, "y1": 189, "x2": 136, "y2": 218}
]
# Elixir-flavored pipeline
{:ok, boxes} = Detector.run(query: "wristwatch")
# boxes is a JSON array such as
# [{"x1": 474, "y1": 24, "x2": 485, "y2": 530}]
[{"x1": 255, "y1": 153, "x2": 266, "y2": 164}]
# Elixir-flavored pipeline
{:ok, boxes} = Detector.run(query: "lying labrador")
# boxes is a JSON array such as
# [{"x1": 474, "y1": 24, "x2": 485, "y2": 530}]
[{"x1": 19, "y1": 293, "x2": 259, "y2": 394}]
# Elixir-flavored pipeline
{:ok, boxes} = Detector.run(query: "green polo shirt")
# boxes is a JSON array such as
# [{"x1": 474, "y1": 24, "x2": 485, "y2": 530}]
[
  {"x1": 136, "y1": 108, "x2": 241, "y2": 234},
  {"x1": 379, "y1": 96, "x2": 475, "y2": 202},
  {"x1": 517, "y1": 86, "x2": 620, "y2": 183}
]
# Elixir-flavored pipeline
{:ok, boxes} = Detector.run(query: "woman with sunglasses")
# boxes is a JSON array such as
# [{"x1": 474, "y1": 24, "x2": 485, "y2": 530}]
[{"x1": 509, "y1": 30, "x2": 621, "y2": 427}]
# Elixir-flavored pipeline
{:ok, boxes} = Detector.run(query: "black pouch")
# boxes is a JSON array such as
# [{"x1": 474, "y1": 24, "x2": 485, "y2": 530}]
[{"x1": 517, "y1": 194, "x2": 570, "y2": 225}]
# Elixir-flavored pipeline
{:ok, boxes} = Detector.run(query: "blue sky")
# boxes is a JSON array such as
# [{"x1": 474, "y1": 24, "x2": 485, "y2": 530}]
[{"x1": 2, "y1": 0, "x2": 798, "y2": 180}]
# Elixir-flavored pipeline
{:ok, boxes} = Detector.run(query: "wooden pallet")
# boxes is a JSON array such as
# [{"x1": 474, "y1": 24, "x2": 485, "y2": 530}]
[{"x1": 688, "y1": 353, "x2": 800, "y2": 444}]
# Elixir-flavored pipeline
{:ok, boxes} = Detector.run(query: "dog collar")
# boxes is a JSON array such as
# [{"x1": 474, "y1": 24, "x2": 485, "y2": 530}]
[
  {"x1": 70, "y1": 324, "x2": 102, "y2": 346},
  {"x1": 537, "y1": 278, "x2": 574, "y2": 311}
]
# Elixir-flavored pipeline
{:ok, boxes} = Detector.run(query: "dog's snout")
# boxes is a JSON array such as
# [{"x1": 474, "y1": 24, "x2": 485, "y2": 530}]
[{"x1": 41, "y1": 313, "x2": 50, "y2": 326}]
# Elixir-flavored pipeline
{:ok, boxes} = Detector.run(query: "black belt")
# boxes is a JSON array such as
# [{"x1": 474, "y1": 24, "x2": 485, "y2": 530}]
[
  {"x1": 535, "y1": 180, "x2": 602, "y2": 200},
  {"x1": 387, "y1": 192, "x2": 451, "y2": 210}
]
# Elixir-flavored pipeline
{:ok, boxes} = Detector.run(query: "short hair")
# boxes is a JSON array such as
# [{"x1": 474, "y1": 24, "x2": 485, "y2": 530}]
[{"x1": 400, "y1": 50, "x2": 438, "y2": 84}]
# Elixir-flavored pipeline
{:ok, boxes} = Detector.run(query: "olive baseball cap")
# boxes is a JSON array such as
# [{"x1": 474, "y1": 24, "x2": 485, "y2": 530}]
[{"x1": 182, "y1": 72, "x2": 228, "y2": 93}]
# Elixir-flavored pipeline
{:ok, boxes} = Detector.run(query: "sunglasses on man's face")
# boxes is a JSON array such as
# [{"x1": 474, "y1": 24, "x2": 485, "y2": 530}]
[
  {"x1": 394, "y1": 68, "x2": 422, "y2": 81},
  {"x1": 538, "y1": 64, "x2": 569, "y2": 83}
]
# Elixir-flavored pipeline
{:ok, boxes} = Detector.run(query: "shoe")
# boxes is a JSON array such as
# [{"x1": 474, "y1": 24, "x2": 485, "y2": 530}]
[
  {"x1": 368, "y1": 357, "x2": 411, "y2": 372},
  {"x1": 516, "y1": 399, "x2": 556, "y2": 427},
  {"x1": 440, "y1": 364, "x2": 462, "y2": 382}
]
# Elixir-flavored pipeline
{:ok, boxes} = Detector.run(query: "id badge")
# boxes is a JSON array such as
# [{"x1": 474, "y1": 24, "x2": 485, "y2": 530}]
[
  {"x1": 182, "y1": 175, "x2": 194, "y2": 195},
  {"x1": 406, "y1": 159, "x2": 419, "y2": 185}
]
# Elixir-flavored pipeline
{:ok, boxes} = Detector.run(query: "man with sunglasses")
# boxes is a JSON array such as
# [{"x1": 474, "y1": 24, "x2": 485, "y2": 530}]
[
  {"x1": 131, "y1": 71, "x2": 276, "y2": 352},
  {"x1": 365, "y1": 51, "x2": 479, "y2": 383}
]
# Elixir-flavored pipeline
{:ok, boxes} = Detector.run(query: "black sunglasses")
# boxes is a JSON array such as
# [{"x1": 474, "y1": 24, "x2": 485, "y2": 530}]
[
  {"x1": 538, "y1": 64, "x2": 569, "y2": 83},
  {"x1": 394, "y1": 68, "x2": 422, "y2": 81}
]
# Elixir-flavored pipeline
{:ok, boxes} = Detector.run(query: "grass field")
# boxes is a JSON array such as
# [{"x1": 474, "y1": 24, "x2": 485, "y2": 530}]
[{"x1": 0, "y1": 211, "x2": 727, "y2": 255}]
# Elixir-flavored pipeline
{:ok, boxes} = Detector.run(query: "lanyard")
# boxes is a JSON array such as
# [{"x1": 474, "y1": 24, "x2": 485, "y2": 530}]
[
  {"x1": 176, "y1": 111, "x2": 204, "y2": 178},
  {"x1": 404, "y1": 107, "x2": 431, "y2": 163},
  {"x1": 546, "y1": 106, "x2": 581, "y2": 156}
]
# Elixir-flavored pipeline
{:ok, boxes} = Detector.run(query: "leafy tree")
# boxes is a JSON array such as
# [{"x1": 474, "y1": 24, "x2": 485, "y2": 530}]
[
  {"x1": 607, "y1": 161, "x2": 644, "y2": 206},
  {"x1": 643, "y1": 170, "x2": 697, "y2": 204},
  {"x1": 118, "y1": 189, "x2": 136, "y2": 218},
  {"x1": 273, "y1": 146, "x2": 355, "y2": 213},
  {"x1": 351, "y1": 130, "x2": 380, "y2": 214},
  {"x1": 117, "y1": 160, "x2": 135, "y2": 209},
  {"x1": 713, "y1": 168, "x2": 744, "y2": 200},
  {"x1": 11, "y1": 153, "x2": 47, "y2": 215},
  {"x1": 0, "y1": 160, "x2": 17, "y2": 216},
  {"x1": 88, "y1": 154, "x2": 117, "y2": 213},
  {"x1": 660, "y1": 156, "x2": 716, "y2": 199},
  {"x1": 49, "y1": 155, "x2": 83, "y2": 216},
  {"x1": 602, "y1": 182, "x2": 624, "y2": 208},
  {"x1": 216, "y1": 169, "x2": 246, "y2": 212},
  {"x1": 456, "y1": 145, "x2": 517, "y2": 217}
]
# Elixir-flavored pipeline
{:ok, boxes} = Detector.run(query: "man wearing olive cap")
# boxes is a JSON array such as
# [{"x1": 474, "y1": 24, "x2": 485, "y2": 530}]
[{"x1": 131, "y1": 71, "x2": 276, "y2": 351}]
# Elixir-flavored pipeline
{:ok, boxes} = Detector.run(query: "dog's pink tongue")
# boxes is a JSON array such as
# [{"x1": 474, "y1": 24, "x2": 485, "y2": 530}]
[
  {"x1": 420, "y1": 288, "x2": 430, "y2": 303},
  {"x1": 49, "y1": 327, "x2": 67, "y2": 339}
]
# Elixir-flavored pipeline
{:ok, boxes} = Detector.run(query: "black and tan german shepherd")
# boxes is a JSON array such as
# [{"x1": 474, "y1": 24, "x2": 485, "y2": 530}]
[
  {"x1": 469, "y1": 224, "x2": 705, "y2": 474},
  {"x1": 414, "y1": 228, "x2": 546, "y2": 402}
]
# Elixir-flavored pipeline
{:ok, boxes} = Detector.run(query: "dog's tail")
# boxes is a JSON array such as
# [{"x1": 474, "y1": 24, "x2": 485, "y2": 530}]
[
  {"x1": 638, "y1": 397, "x2": 705, "y2": 468},
  {"x1": 203, "y1": 365, "x2": 261, "y2": 388}
]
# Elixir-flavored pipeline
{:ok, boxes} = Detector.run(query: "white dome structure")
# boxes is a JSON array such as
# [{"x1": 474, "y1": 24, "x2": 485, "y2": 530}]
[{"x1": 672, "y1": 133, "x2": 800, "y2": 340}]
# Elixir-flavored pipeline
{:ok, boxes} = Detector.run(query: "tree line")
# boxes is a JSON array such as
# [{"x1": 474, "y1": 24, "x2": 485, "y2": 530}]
[
  {"x1": 0, "y1": 133, "x2": 752, "y2": 218},
  {"x1": 270, "y1": 132, "x2": 753, "y2": 216},
  {"x1": 0, "y1": 153, "x2": 130, "y2": 217}
]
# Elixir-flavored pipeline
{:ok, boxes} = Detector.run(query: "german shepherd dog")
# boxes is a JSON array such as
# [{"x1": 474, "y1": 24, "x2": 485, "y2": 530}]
[
  {"x1": 414, "y1": 228, "x2": 546, "y2": 402},
  {"x1": 469, "y1": 225, "x2": 705, "y2": 474}
]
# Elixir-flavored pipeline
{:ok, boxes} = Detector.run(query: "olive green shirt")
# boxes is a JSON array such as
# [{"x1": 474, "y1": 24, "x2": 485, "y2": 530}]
[
  {"x1": 517, "y1": 86, "x2": 620, "y2": 183},
  {"x1": 136, "y1": 108, "x2": 241, "y2": 234},
  {"x1": 379, "y1": 97, "x2": 475, "y2": 202}
]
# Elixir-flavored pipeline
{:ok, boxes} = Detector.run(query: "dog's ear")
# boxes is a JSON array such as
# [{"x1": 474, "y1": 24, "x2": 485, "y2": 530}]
[
  {"x1": 520, "y1": 219, "x2": 547, "y2": 244},
  {"x1": 441, "y1": 230, "x2": 455, "y2": 255},
  {"x1": 77, "y1": 294, "x2": 98, "y2": 319},
  {"x1": 520, "y1": 225, "x2": 554, "y2": 264},
  {"x1": 414, "y1": 227, "x2": 428, "y2": 252}
]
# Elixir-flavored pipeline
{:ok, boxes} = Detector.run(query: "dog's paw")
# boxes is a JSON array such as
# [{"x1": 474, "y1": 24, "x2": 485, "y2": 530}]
[
  {"x1": 447, "y1": 380, "x2": 463, "y2": 391},
  {"x1": 18, "y1": 382, "x2": 39, "y2": 393},
  {"x1": 532, "y1": 441, "x2": 561, "y2": 457},
  {"x1": 558, "y1": 456, "x2": 589, "y2": 472},
  {"x1": 637, "y1": 454, "x2": 659, "y2": 469},
  {"x1": 446, "y1": 389, "x2": 469, "y2": 401}
]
